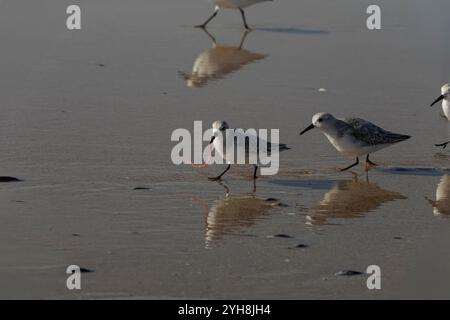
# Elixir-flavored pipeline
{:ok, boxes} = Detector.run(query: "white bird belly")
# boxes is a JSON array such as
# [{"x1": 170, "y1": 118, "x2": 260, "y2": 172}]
[
  {"x1": 213, "y1": 133, "x2": 262, "y2": 164},
  {"x1": 213, "y1": 138, "x2": 227, "y2": 163},
  {"x1": 324, "y1": 133, "x2": 387, "y2": 157},
  {"x1": 443, "y1": 101, "x2": 450, "y2": 121}
]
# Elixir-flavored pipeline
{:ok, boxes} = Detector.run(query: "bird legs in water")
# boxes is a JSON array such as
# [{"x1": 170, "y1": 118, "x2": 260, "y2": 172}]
[
  {"x1": 196, "y1": 7, "x2": 251, "y2": 30},
  {"x1": 365, "y1": 154, "x2": 377, "y2": 166},
  {"x1": 436, "y1": 141, "x2": 450, "y2": 150},
  {"x1": 208, "y1": 164, "x2": 231, "y2": 181},
  {"x1": 341, "y1": 155, "x2": 377, "y2": 172},
  {"x1": 253, "y1": 165, "x2": 259, "y2": 180},
  {"x1": 340, "y1": 157, "x2": 359, "y2": 172},
  {"x1": 208, "y1": 165, "x2": 259, "y2": 181},
  {"x1": 196, "y1": 7, "x2": 219, "y2": 29},
  {"x1": 239, "y1": 8, "x2": 251, "y2": 30}
]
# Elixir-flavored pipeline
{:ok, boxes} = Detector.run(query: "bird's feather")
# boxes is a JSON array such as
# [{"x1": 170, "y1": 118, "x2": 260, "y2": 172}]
[{"x1": 342, "y1": 118, "x2": 411, "y2": 146}]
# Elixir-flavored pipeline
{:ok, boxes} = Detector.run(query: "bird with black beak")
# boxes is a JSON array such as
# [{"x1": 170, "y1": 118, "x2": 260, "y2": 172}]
[{"x1": 430, "y1": 83, "x2": 450, "y2": 149}]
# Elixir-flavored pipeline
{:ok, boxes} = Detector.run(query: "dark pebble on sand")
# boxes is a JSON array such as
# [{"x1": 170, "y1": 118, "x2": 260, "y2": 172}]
[
  {"x1": 96, "y1": 63, "x2": 105, "y2": 67},
  {"x1": 0, "y1": 177, "x2": 22, "y2": 183},
  {"x1": 335, "y1": 270, "x2": 364, "y2": 277},
  {"x1": 264, "y1": 198, "x2": 289, "y2": 207},
  {"x1": 80, "y1": 268, "x2": 94, "y2": 273},
  {"x1": 394, "y1": 236, "x2": 403, "y2": 240},
  {"x1": 288, "y1": 244, "x2": 308, "y2": 249},
  {"x1": 133, "y1": 187, "x2": 151, "y2": 191},
  {"x1": 277, "y1": 203, "x2": 290, "y2": 207},
  {"x1": 273, "y1": 234, "x2": 293, "y2": 239},
  {"x1": 72, "y1": 233, "x2": 80, "y2": 237}
]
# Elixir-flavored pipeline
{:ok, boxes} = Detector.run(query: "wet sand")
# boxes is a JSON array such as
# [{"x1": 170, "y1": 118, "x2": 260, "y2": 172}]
[{"x1": 1, "y1": 0, "x2": 450, "y2": 299}]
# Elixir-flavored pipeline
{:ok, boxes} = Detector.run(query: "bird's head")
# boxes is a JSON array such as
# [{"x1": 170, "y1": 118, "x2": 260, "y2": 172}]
[
  {"x1": 300, "y1": 112, "x2": 334, "y2": 135},
  {"x1": 431, "y1": 83, "x2": 450, "y2": 107},
  {"x1": 210, "y1": 121, "x2": 229, "y2": 144}
]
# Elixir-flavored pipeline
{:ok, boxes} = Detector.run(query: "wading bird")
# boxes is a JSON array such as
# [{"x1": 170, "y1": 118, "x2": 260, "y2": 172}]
[
  {"x1": 300, "y1": 113, "x2": 411, "y2": 171},
  {"x1": 430, "y1": 84, "x2": 450, "y2": 149},
  {"x1": 208, "y1": 120, "x2": 290, "y2": 180}
]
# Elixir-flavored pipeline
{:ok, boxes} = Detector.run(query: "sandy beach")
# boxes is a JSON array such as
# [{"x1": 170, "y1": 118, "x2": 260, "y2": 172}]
[{"x1": 1, "y1": 0, "x2": 450, "y2": 299}]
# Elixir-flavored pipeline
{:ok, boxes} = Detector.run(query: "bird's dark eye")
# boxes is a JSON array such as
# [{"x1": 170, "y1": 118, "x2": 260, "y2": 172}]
[{"x1": 318, "y1": 119, "x2": 323, "y2": 123}]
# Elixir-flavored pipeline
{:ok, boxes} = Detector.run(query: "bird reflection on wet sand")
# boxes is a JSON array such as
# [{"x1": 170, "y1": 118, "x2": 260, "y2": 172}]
[
  {"x1": 427, "y1": 175, "x2": 450, "y2": 216},
  {"x1": 306, "y1": 176, "x2": 407, "y2": 226},
  {"x1": 179, "y1": 29, "x2": 267, "y2": 88},
  {"x1": 195, "y1": 183, "x2": 281, "y2": 248}
]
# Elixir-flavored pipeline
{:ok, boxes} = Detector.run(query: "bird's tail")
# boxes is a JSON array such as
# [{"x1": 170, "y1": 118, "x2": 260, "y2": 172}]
[{"x1": 389, "y1": 134, "x2": 411, "y2": 144}]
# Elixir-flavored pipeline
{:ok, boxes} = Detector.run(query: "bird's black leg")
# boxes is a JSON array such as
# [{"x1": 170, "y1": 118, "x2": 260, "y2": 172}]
[
  {"x1": 340, "y1": 157, "x2": 359, "y2": 172},
  {"x1": 366, "y1": 154, "x2": 377, "y2": 166},
  {"x1": 196, "y1": 8, "x2": 219, "y2": 28},
  {"x1": 208, "y1": 164, "x2": 231, "y2": 181},
  {"x1": 253, "y1": 165, "x2": 258, "y2": 180},
  {"x1": 239, "y1": 8, "x2": 251, "y2": 30},
  {"x1": 435, "y1": 141, "x2": 450, "y2": 150}
]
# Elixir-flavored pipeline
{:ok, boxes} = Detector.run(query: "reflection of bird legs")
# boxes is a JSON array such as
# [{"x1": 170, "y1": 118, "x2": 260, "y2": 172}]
[
  {"x1": 435, "y1": 141, "x2": 450, "y2": 150},
  {"x1": 217, "y1": 179, "x2": 257, "y2": 196},
  {"x1": 348, "y1": 170, "x2": 370, "y2": 183},
  {"x1": 238, "y1": 30, "x2": 251, "y2": 49},
  {"x1": 200, "y1": 28, "x2": 251, "y2": 49},
  {"x1": 201, "y1": 27, "x2": 217, "y2": 45},
  {"x1": 348, "y1": 171, "x2": 359, "y2": 182},
  {"x1": 217, "y1": 181, "x2": 230, "y2": 197},
  {"x1": 191, "y1": 182, "x2": 231, "y2": 224}
]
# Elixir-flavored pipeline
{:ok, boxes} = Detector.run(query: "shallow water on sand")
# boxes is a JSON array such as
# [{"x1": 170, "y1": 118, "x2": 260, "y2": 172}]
[{"x1": 1, "y1": 0, "x2": 450, "y2": 299}]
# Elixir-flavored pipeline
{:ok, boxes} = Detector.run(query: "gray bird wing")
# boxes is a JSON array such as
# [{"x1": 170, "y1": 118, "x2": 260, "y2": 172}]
[{"x1": 343, "y1": 118, "x2": 410, "y2": 146}]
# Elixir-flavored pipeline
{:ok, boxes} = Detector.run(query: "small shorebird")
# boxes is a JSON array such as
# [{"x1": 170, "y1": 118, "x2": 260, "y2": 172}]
[
  {"x1": 430, "y1": 83, "x2": 450, "y2": 149},
  {"x1": 196, "y1": 0, "x2": 273, "y2": 30},
  {"x1": 208, "y1": 120, "x2": 290, "y2": 180},
  {"x1": 300, "y1": 113, "x2": 411, "y2": 171}
]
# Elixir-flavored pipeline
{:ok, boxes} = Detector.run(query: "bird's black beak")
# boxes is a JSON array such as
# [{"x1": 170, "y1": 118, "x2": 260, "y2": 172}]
[
  {"x1": 300, "y1": 124, "x2": 315, "y2": 135},
  {"x1": 431, "y1": 95, "x2": 444, "y2": 107},
  {"x1": 209, "y1": 136, "x2": 216, "y2": 144}
]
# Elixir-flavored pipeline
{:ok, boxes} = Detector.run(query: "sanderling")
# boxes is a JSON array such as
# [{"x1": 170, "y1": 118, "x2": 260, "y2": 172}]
[
  {"x1": 430, "y1": 83, "x2": 450, "y2": 149},
  {"x1": 179, "y1": 29, "x2": 266, "y2": 88},
  {"x1": 208, "y1": 120, "x2": 290, "y2": 180},
  {"x1": 300, "y1": 113, "x2": 411, "y2": 171},
  {"x1": 196, "y1": 0, "x2": 273, "y2": 30}
]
